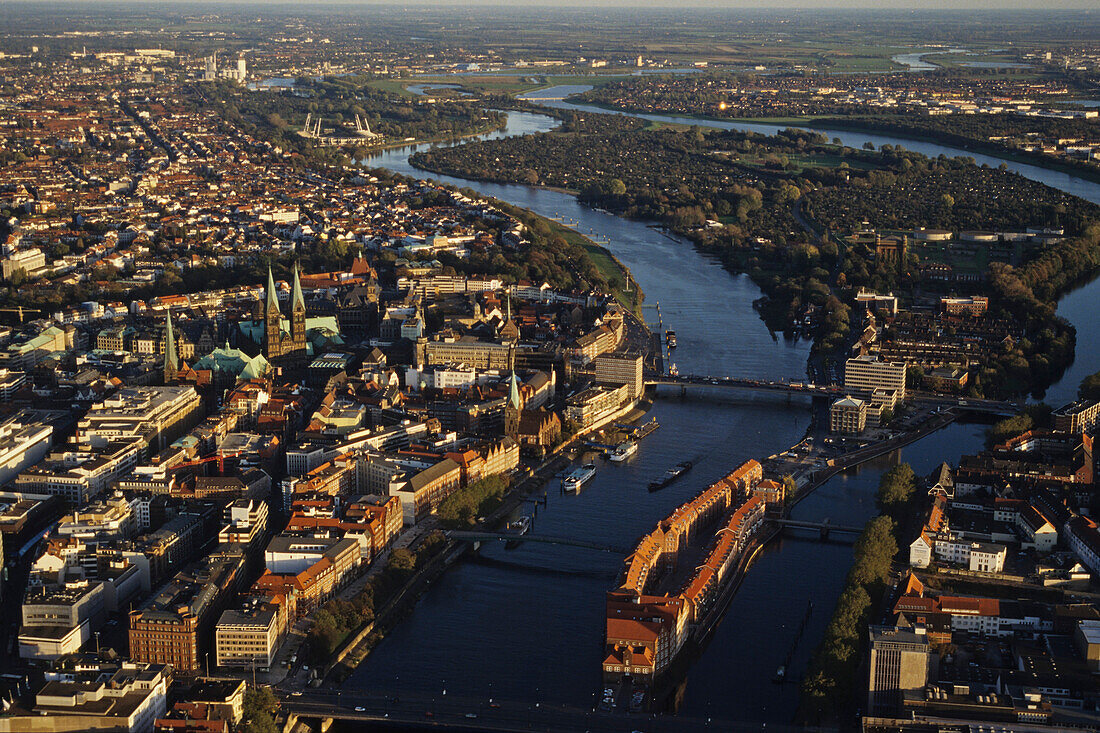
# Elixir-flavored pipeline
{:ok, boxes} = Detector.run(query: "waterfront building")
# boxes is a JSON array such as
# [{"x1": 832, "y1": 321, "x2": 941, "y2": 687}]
[
  {"x1": 830, "y1": 396, "x2": 867, "y2": 435},
  {"x1": 565, "y1": 384, "x2": 631, "y2": 431},
  {"x1": 392, "y1": 458, "x2": 463, "y2": 525},
  {"x1": 569, "y1": 323, "x2": 620, "y2": 364},
  {"x1": 844, "y1": 355, "x2": 907, "y2": 400},
  {"x1": 867, "y1": 625, "x2": 930, "y2": 716},
  {"x1": 594, "y1": 352, "x2": 644, "y2": 401},
  {"x1": 264, "y1": 535, "x2": 360, "y2": 577},
  {"x1": 604, "y1": 462, "x2": 767, "y2": 683},
  {"x1": 1052, "y1": 398, "x2": 1100, "y2": 434}
]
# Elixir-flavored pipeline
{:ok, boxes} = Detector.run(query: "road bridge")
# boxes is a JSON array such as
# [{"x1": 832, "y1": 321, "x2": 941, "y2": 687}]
[
  {"x1": 772, "y1": 518, "x2": 864, "y2": 540},
  {"x1": 646, "y1": 374, "x2": 841, "y2": 397},
  {"x1": 446, "y1": 530, "x2": 630, "y2": 554},
  {"x1": 281, "y1": 688, "x2": 810, "y2": 732}
]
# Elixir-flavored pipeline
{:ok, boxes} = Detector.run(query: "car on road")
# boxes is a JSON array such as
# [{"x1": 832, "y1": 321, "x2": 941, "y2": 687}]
[
  {"x1": 290, "y1": 692, "x2": 303, "y2": 697},
  {"x1": 354, "y1": 706, "x2": 366, "y2": 712},
  {"x1": 465, "y1": 713, "x2": 478, "y2": 718}
]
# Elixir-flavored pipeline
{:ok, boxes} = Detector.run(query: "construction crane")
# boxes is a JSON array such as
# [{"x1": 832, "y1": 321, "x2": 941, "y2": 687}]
[
  {"x1": 0, "y1": 306, "x2": 43, "y2": 324},
  {"x1": 172, "y1": 452, "x2": 241, "y2": 476}
]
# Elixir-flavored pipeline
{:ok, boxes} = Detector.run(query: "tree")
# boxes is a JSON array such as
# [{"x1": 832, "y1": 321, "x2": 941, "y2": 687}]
[
  {"x1": 1079, "y1": 369, "x2": 1100, "y2": 402},
  {"x1": 609, "y1": 178, "x2": 627, "y2": 196},
  {"x1": 241, "y1": 686, "x2": 278, "y2": 733},
  {"x1": 877, "y1": 464, "x2": 915, "y2": 517}
]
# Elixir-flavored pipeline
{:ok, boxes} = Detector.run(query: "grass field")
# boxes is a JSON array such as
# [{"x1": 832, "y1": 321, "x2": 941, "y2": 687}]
[{"x1": 548, "y1": 220, "x2": 641, "y2": 313}]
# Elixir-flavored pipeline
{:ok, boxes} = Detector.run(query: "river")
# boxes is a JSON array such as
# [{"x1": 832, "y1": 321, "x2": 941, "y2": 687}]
[{"x1": 344, "y1": 90, "x2": 1100, "y2": 727}]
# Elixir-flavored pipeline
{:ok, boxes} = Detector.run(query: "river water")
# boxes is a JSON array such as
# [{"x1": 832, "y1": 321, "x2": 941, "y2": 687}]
[{"x1": 345, "y1": 89, "x2": 1100, "y2": 727}]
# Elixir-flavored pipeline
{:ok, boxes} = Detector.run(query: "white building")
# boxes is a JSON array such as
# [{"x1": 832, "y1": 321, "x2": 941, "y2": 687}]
[
  {"x1": 215, "y1": 602, "x2": 280, "y2": 670},
  {"x1": 932, "y1": 533, "x2": 1007, "y2": 573},
  {"x1": 844, "y1": 354, "x2": 907, "y2": 400},
  {"x1": 0, "y1": 415, "x2": 53, "y2": 487}
]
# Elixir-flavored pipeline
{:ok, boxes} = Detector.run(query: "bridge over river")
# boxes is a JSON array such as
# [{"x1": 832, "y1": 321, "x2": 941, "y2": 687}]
[
  {"x1": 282, "y1": 687, "x2": 820, "y2": 732},
  {"x1": 646, "y1": 374, "x2": 1019, "y2": 416}
]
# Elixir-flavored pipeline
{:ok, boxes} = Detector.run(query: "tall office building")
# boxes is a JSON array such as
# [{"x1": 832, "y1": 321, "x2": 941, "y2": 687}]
[
  {"x1": 594, "y1": 352, "x2": 644, "y2": 401},
  {"x1": 867, "y1": 625, "x2": 929, "y2": 716},
  {"x1": 844, "y1": 354, "x2": 907, "y2": 400}
]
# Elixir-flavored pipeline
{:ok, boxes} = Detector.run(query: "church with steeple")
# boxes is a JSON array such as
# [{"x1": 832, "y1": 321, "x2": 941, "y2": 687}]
[
  {"x1": 263, "y1": 264, "x2": 308, "y2": 365},
  {"x1": 237, "y1": 264, "x2": 344, "y2": 371},
  {"x1": 163, "y1": 309, "x2": 179, "y2": 384}
]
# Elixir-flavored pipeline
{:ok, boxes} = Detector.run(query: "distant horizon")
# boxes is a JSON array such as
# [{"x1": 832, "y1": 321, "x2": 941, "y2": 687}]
[{"x1": 3, "y1": 1, "x2": 1099, "y2": 10}]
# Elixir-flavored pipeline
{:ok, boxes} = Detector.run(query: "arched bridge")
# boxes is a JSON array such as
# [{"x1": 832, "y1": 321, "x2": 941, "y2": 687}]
[{"x1": 446, "y1": 530, "x2": 630, "y2": 554}]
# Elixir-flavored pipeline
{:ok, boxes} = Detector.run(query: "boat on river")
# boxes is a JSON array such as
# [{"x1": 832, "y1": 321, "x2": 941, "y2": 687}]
[
  {"x1": 563, "y1": 464, "x2": 597, "y2": 492},
  {"x1": 648, "y1": 460, "x2": 693, "y2": 492},
  {"x1": 609, "y1": 441, "x2": 638, "y2": 462},
  {"x1": 506, "y1": 516, "x2": 532, "y2": 535},
  {"x1": 665, "y1": 330, "x2": 678, "y2": 348}
]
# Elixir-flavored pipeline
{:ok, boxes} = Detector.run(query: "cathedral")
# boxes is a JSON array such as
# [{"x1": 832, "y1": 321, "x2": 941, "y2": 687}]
[
  {"x1": 237, "y1": 264, "x2": 343, "y2": 370},
  {"x1": 263, "y1": 264, "x2": 308, "y2": 365}
]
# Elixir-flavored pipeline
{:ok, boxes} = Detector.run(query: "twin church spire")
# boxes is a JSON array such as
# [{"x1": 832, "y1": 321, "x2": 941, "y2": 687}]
[{"x1": 264, "y1": 263, "x2": 307, "y2": 363}]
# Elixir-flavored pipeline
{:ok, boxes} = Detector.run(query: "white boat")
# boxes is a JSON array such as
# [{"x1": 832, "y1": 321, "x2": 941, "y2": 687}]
[
  {"x1": 563, "y1": 464, "x2": 597, "y2": 492},
  {"x1": 507, "y1": 516, "x2": 532, "y2": 535},
  {"x1": 609, "y1": 441, "x2": 638, "y2": 462}
]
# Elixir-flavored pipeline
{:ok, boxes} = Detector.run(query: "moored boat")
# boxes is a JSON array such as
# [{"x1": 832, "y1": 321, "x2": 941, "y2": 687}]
[
  {"x1": 609, "y1": 441, "x2": 638, "y2": 462},
  {"x1": 563, "y1": 463, "x2": 597, "y2": 492}
]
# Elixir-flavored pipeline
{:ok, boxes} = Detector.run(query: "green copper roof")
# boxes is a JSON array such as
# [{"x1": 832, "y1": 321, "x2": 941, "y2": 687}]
[
  {"x1": 164, "y1": 310, "x2": 178, "y2": 373},
  {"x1": 508, "y1": 372, "x2": 521, "y2": 410}
]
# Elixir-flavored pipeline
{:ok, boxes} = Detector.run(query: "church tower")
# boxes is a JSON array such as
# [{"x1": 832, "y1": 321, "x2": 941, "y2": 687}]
[
  {"x1": 291, "y1": 263, "x2": 306, "y2": 352},
  {"x1": 263, "y1": 266, "x2": 282, "y2": 359},
  {"x1": 163, "y1": 310, "x2": 178, "y2": 384},
  {"x1": 504, "y1": 347, "x2": 521, "y2": 439}
]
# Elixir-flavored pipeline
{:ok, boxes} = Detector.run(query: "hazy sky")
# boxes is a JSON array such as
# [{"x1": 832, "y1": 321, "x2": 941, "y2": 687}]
[{"x1": 11, "y1": 1, "x2": 1100, "y2": 7}]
